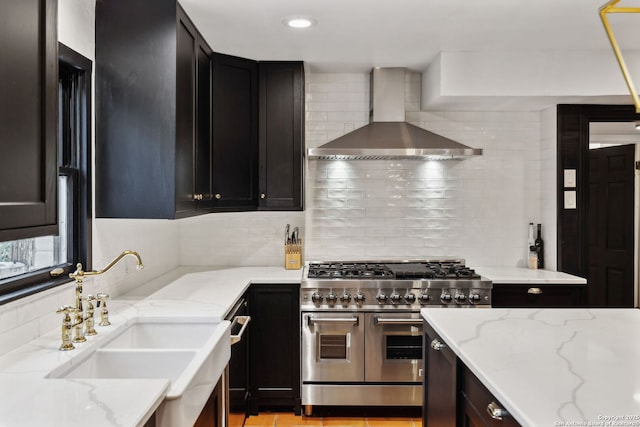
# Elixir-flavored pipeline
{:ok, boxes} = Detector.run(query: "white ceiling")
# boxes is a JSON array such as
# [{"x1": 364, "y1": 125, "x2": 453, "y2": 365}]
[{"x1": 179, "y1": 0, "x2": 640, "y2": 73}]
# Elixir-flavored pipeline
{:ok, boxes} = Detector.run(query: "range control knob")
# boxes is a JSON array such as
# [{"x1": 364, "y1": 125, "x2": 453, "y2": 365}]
[
  {"x1": 354, "y1": 292, "x2": 366, "y2": 304},
  {"x1": 418, "y1": 293, "x2": 432, "y2": 305},
  {"x1": 468, "y1": 293, "x2": 482, "y2": 304},
  {"x1": 311, "y1": 292, "x2": 324, "y2": 304},
  {"x1": 340, "y1": 292, "x2": 352, "y2": 304},
  {"x1": 454, "y1": 292, "x2": 467, "y2": 305},
  {"x1": 440, "y1": 292, "x2": 453, "y2": 304},
  {"x1": 404, "y1": 293, "x2": 416, "y2": 304},
  {"x1": 376, "y1": 293, "x2": 388, "y2": 304},
  {"x1": 390, "y1": 293, "x2": 402, "y2": 304},
  {"x1": 326, "y1": 292, "x2": 338, "y2": 305}
]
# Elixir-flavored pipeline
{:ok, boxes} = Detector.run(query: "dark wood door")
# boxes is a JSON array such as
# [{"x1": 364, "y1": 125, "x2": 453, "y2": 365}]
[
  {"x1": 258, "y1": 62, "x2": 304, "y2": 210},
  {"x1": 588, "y1": 144, "x2": 635, "y2": 307},
  {"x1": 211, "y1": 53, "x2": 258, "y2": 210},
  {"x1": 248, "y1": 284, "x2": 300, "y2": 414},
  {"x1": 0, "y1": 0, "x2": 58, "y2": 241},
  {"x1": 423, "y1": 323, "x2": 456, "y2": 427}
]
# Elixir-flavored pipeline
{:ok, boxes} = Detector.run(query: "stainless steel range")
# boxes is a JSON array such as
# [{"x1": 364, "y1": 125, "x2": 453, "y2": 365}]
[{"x1": 300, "y1": 259, "x2": 492, "y2": 415}]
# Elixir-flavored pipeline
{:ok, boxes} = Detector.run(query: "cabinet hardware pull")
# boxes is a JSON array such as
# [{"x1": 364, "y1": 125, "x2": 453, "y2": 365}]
[
  {"x1": 527, "y1": 287, "x2": 543, "y2": 295},
  {"x1": 430, "y1": 339, "x2": 446, "y2": 351},
  {"x1": 193, "y1": 193, "x2": 203, "y2": 201},
  {"x1": 230, "y1": 316, "x2": 251, "y2": 346},
  {"x1": 215, "y1": 193, "x2": 221, "y2": 200},
  {"x1": 486, "y1": 401, "x2": 508, "y2": 420},
  {"x1": 260, "y1": 193, "x2": 266, "y2": 199}
]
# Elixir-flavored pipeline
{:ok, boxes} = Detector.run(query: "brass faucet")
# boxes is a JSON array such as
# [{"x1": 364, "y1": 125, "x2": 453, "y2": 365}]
[{"x1": 56, "y1": 250, "x2": 143, "y2": 350}]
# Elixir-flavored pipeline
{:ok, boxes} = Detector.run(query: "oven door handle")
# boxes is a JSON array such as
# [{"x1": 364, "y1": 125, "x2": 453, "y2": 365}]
[
  {"x1": 373, "y1": 317, "x2": 422, "y2": 326},
  {"x1": 308, "y1": 316, "x2": 359, "y2": 325},
  {"x1": 230, "y1": 315, "x2": 251, "y2": 345}
]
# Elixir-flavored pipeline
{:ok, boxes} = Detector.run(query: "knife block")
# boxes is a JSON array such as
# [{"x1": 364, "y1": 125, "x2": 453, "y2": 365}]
[{"x1": 284, "y1": 241, "x2": 302, "y2": 270}]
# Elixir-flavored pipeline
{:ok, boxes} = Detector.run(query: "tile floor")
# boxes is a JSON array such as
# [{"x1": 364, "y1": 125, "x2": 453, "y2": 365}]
[{"x1": 237, "y1": 411, "x2": 423, "y2": 427}]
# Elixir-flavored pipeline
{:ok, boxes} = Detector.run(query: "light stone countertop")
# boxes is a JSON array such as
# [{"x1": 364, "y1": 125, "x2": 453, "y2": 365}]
[
  {"x1": 0, "y1": 266, "x2": 303, "y2": 427},
  {"x1": 476, "y1": 267, "x2": 587, "y2": 284},
  {"x1": 422, "y1": 308, "x2": 640, "y2": 427}
]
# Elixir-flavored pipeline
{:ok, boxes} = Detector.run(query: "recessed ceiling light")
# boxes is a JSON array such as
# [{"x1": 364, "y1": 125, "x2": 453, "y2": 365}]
[{"x1": 284, "y1": 17, "x2": 316, "y2": 28}]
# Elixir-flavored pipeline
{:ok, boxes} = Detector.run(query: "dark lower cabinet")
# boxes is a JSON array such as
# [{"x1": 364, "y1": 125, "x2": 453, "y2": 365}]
[
  {"x1": 459, "y1": 366, "x2": 519, "y2": 427},
  {"x1": 424, "y1": 322, "x2": 457, "y2": 426},
  {"x1": 423, "y1": 323, "x2": 521, "y2": 427},
  {"x1": 258, "y1": 62, "x2": 304, "y2": 210},
  {"x1": 248, "y1": 284, "x2": 301, "y2": 414},
  {"x1": 0, "y1": 0, "x2": 58, "y2": 241},
  {"x1": 491, "y1": 283, "x2": 587, "y2": 308}
]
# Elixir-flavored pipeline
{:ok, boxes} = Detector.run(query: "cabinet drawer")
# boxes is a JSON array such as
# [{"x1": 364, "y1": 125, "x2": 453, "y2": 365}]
[
  {"x1": 491, "y1": 283, "x2": 586, "y2": 308},
  {"x1": 460, "y1": 365, "x2": 520, "y2": 427}
]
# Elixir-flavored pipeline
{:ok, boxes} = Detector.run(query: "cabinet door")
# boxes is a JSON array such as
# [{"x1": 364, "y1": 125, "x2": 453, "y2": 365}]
[
  {"x1": 258, "y1": 62, "x2": 304, "y2": 210},
  {"x1": 460, "y1": 365, "x2": 520, "y2": 427},
  {"x1": 211, "y1": 53, "x2": 258, "y2": 210},
  {"x1": 195, "y1": 39, "x2": 212, "y2": 203},
  {"x1": 423, "y1": 322, "x2": 456, "y2": 427},
  {"x1": 0, "y1": 0, "x2": 58, "y2": 241},
  {"x1": 175, "y1": 8, "x2": 197, "y2": 216},
  {"x1": 248, "y1": 284, "x2": 301, "y2": 413},
  {"x1": 491, "y1": 284, "x2": 587, "y2": 308}
]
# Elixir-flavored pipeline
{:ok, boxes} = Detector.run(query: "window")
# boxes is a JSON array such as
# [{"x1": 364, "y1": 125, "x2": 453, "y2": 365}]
[{"x1": 0, "y1": 44, "x2": 92, "y2": 304}]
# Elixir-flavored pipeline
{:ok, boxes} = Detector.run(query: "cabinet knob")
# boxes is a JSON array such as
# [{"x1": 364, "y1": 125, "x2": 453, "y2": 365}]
[
  {"x1": 527, "y1": 287, "x2": 543, "y2": 295},
  {"x1": 193, "y1": 193, "x2": 203, "y2": 201},
  {"x1": 215, "y1": 193, "x2": 221, "y2": 200},
  {"x1": 430, "y1": 339, "x2": 446, "y2": 351},
  {"x1": 260, "y1": 193, "x2": 266, "y2": 199},
  {"x1": 486, "y1": 401, "x2": 508, "y2": 420}
]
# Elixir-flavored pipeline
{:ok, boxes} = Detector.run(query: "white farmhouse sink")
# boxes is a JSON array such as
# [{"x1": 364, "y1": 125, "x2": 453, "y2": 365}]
[
  {"x1": 48, "y1": 318, "x2": 231, "y2": 427},
  {"x1": 51, "y1": 349, "x2": 197, "y2": 382},
  {"x1": 102, "y1": 321, "x2": 219, "y2": 349}
]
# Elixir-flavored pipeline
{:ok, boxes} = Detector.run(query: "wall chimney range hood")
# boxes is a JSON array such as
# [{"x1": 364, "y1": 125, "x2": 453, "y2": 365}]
[{"x1": 307, "y1": 68, "x2": 483, "y2": 160}]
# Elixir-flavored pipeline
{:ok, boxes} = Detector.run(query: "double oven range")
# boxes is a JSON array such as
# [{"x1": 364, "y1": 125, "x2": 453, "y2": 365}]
[{"x1": 300, "y1": 259, "x2": 492, "y2": 415}]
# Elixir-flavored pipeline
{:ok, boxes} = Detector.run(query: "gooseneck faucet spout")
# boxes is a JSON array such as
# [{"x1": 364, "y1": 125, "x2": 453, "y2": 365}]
[
  {"x1": 56, "y1": 250, "x2": 144, "y2": 350},
  {"x1": 69, "y1": 250, "x2": 144, "y2": 280}
]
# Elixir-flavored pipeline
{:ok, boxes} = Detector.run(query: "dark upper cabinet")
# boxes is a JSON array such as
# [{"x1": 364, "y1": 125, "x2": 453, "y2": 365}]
[
  {"x1": 258, "y1": 62, "x2": 305, "y2": 210},
  {"x1": 491, "y1": 283, "x2": 587, "y2": 308},
  {"x1": 95, "y1": 0, "x2": 212, "y2": 218},
  {"x1": 0, "y1": 0, "x2": 58, "y2": 241},
  {"x1": 211, "y1": 53, "x2": 258, "y2": 210}
]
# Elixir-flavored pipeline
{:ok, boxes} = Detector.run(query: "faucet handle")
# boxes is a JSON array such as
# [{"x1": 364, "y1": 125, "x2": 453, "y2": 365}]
[
  {"x1": 83, "y1": 295, "x2": 97, "y2": 336},
  {"x1": 96, "y1": 293, "x2": 111, "y2": 326},
  {"x1": 56, "y1": 305, "x2": 78, "y2": 351}
]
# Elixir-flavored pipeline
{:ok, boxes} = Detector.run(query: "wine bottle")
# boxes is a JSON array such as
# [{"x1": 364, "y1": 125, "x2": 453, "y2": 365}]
[
  {"x1": 527, "y1": 223, "x2": 537, "y2": 269},
  {"x1": 535, "y1": 224, "x2": 544, "y2": 269}
]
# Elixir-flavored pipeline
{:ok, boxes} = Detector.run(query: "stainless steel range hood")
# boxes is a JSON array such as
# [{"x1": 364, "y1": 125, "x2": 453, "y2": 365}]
[{"x1": 307, "y1": 68, "x2": 482, "y2": 160}]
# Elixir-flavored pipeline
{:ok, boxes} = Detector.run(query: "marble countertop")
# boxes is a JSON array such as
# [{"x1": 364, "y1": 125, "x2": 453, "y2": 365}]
[
  {"x1": 422, "y1": 308, "x2": 640, "y2": 427},
  {"x1": 476, "y1": 267, "x2": 587, "y2": 284},
  {"x1": 0, "y1": 266, "x2": 303, "y2": 427}
]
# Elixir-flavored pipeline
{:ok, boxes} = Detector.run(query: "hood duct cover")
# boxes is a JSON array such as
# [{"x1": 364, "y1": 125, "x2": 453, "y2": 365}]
[{"x1": 307, "y1": 68, "x2": 482, "y2": 160}]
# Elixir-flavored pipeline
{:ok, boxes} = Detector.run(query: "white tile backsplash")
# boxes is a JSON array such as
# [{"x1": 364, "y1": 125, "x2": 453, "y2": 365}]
[{"x1": 304, "y1": 72, "x2": 544, "y2": 266}]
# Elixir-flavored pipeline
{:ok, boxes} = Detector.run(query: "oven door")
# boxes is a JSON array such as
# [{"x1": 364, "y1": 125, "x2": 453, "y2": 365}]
[
  {"x1": 364, "y1": 312, "x2": 423, "y2": 383},
  {"x1": 302, "y1": 312, "x2": 364, "y2": 382}
]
